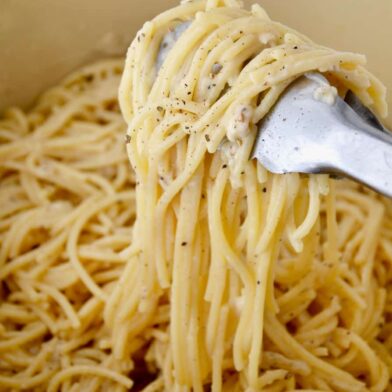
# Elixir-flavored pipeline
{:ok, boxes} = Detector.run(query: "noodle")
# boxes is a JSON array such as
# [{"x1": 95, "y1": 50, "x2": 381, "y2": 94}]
[
  {"x1": 1, "y1": 0, "x2": 392, "y2": 391},
  {"x1": 0, "y1": 60, "x2": 136, "y2": 391},
  {"x1": 117, "y1": 0, "x2": 392, "y2": 390}
]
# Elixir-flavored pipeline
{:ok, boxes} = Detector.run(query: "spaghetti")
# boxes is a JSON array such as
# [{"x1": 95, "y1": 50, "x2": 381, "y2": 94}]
[
  {"x1": 0, "y1": 0, "x2": 392, "y2": 391},
  {"x1": 118, "y1": 0, "x2": 392, "y2": 390},
  {"x1": 0, "y1": 60, "x2": 136, "y2": 391}
]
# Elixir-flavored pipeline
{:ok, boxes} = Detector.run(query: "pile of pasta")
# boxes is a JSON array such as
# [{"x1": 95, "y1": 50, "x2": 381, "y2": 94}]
[
  {"x1": 1, "y1": 0, "x2": 392, "y2": 391},
  {"x1": 0, "y1": 60, "x2": 137, "y2": 391}
]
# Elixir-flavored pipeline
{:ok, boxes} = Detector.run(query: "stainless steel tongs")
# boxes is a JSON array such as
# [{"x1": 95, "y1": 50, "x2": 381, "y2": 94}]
[
  {"x1": 252, "y1": 72, "x2": 392, "y2": 198},
  {"x1": 157, "y1": 24, "x2": 392, "y2": 198}
]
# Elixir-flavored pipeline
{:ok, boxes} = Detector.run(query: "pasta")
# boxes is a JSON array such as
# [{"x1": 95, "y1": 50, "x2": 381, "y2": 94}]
[
  {"x1": 118, "y1": 0, "x2": 392, "y2": 390},
  {"x1": 1, "y1": 0, "x2": 392, "y2": 391},
  {"x1": 0, "y1": 60, "x2": 136, "y2": 391}
]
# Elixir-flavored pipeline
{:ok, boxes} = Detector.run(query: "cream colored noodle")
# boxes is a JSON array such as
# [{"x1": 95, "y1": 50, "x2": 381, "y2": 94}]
[
  {"x1": 1, "y1": 0, "x2": 392, "y2": 391},
  {"x1": 118, "y1": 0, "x2": 392, "y2": 390},
  {"x1": 0, "y1": 60, "x2": 136, "y2": 391}
]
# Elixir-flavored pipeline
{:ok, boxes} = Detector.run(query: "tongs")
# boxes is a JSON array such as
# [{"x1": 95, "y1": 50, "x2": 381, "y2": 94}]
[
  {"x1": 252, "y1": 72, "x2": 392, "y2": 198},
  {"x1": 157, "y1": 24, "x2": 392, "y2": 198}
]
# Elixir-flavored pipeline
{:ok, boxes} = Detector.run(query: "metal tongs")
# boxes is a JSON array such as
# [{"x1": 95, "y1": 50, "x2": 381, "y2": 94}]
[
  {"x1": 157, "y1": 24, "x2": 392, "y2": 198},
  {"x1": 252, "y1": 73, "x2": 392, "y2": 198}
]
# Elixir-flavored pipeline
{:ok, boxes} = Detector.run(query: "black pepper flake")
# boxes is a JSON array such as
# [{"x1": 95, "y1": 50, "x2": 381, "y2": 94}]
[
  {"x1": 202, "y1": 193, "x2": 206, "y2": 199},
  {"x1": 182, "y1": 100, "x2": 186, "y2": 105},
  {"x1": 205, "y1": 134, "x2": 210, "y2": 142},
  {"x1": 293, "y1": 46, "x2": 298, "y2": 50},
  {"x1": 263, "y1": 187, "x2": 267, "y2": 193},
  {"x1": 157, "y1": 106, "x2": 163, "y2": 111},
  {"x1": 181, "y1": 242, "x2": 187, "y2": 246},
  {"x1": 257, "y1": 280, "x2": 260, "y2": 285},
  {"x1": 187, "y1": 91, "x2": 191, "y2": 95},
  {"x1": 185, "y1": 126, "x2": 190, "y2": 130},
  {"x1": 222, "y1": 164, "x2": 227, "y2": 169},
  {"x1": 125, "y1": 135, "x2": 132, "y2": 144}
]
